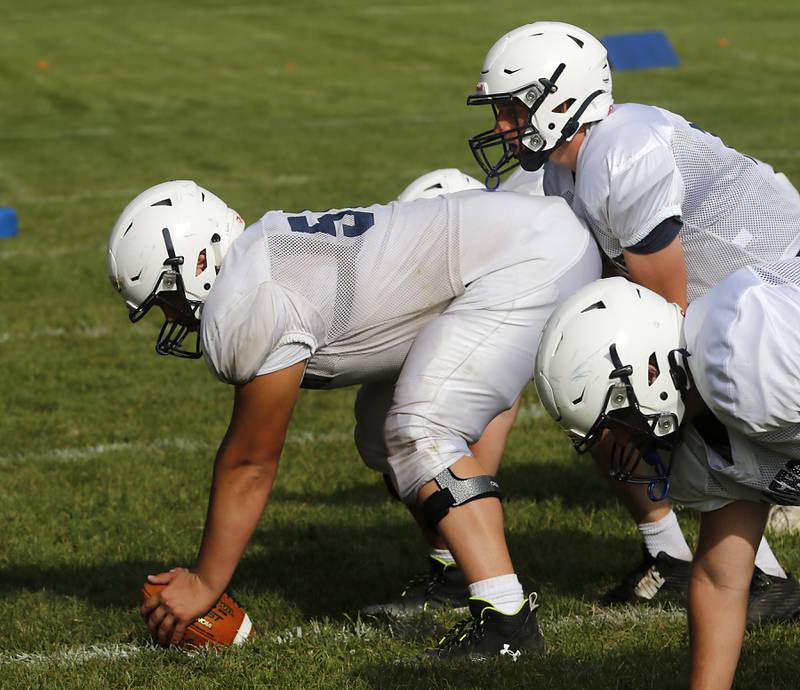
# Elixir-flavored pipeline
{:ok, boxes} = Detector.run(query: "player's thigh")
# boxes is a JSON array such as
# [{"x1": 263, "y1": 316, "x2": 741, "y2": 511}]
[
  {"x1": 390, "y1": 295, "x2": 540, "y2": 444},
  {"x1": 353, "y1": 382, "x2": 396, "y2": 472}
]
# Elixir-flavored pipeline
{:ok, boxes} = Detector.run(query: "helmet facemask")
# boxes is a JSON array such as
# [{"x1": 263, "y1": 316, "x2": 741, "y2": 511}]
[
  {"x1": 575, "y1": 344, "x2": 690, "y2": 501},
  {"x1": 467, "y1": 68, "x2": 562, "y2": 187},
  {"x1": 468, "y1": 63, "x2": 606, "y2": 186}
]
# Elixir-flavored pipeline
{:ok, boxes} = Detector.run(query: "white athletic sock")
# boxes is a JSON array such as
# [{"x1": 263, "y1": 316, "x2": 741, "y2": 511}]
[
  {"x1": 468, "y1": 574, "x2": 524, "y2": 615},
  {"x1": 429, "y1": 548, "x2": 456, "y2": 565},
  {"x1": 638, "y1": 510, "x2": 693, "y2": 561},
  {"x1": 755, "y1": 536, "x2": 787, "y2": 578}
]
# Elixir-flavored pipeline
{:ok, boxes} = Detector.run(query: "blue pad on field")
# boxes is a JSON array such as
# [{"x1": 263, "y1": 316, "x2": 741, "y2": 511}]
[
  {"x1": 601, "y1": 31, "x2": 679, "y2": 71},
  {"x1": 0, "y1": 207, "x2": 17, "y2": 238}
]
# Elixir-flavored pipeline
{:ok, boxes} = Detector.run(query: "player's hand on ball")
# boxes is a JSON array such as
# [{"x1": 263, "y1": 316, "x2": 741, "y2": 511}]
[
  {"x1": 140, "y1": 568, "x2": 220, "y2": 647},
  {"x1": 140, "y1": 570, "x2": 256, "y2": 649}
]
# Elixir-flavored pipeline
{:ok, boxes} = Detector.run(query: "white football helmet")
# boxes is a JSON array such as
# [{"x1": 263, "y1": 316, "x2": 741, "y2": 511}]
[
  {"x1": 468, "y1": 21, "x2": 613, "y2": 182},
  {"x1": 396, "y1": 168, "x2": 486, "y2": 202},
  {"x1": 534, "y1": 278, "x2": 689, "y2": 497},
  {"x1": 107, "y1": 180, "x2": 245, "y2": 358}
]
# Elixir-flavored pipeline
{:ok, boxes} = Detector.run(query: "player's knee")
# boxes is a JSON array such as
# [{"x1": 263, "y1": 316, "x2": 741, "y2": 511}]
[{"x1": 383, "y1": 410, "x2": 470, "y2": 501}]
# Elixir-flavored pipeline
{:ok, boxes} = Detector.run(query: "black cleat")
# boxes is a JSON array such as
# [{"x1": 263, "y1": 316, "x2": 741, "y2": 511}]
[
  {"x1": 600, "y1": 545, "x2": 691, "y2": 605},
  {"x1": 359, "y1": 555, "x2": 469, "y2": 619},
  {"x1": 430, "y1": 594, "x2": 545, "y2": 661},
  {"x1": 746, "y1": 568, "x2": 800, "y2": 629}
]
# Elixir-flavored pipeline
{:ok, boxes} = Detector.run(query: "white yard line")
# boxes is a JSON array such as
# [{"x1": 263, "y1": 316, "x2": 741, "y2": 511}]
[
  {"x1": 0, "y1": 643, "x2": 142, "y2": 665},
  {"x1": 0, "y1": 245, "x2": 94, "y2": 260},
  {"x1": 726, "y1": 49, "x2": 800, "y2": 73},
  {"x1": 2, "y1": 4, "x2": 471, "y2": 22},
  {"x1": 0, "y1": 326, "x2": 110, "y2": 344},
  {"x1": 0, "y1": 438, "x2": 206, "y2": 465},
  {"x1": 0, "y1": 431, "x2": 351, "y2": 465}
]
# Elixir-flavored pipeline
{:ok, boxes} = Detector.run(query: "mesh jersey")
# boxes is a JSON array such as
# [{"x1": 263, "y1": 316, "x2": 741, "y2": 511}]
[
  {"x1": 201, "y1": 191, "x2": 590, "y2": 388},
  {"x1": 497, "y1": 167, "x2": 544, "y2": 196},
  {"x1": 543, "y1": 103, "x2": 800, "y2": 301},
  {"x1": 669, "y1": 259, "x2": 800, "y2": 511}
]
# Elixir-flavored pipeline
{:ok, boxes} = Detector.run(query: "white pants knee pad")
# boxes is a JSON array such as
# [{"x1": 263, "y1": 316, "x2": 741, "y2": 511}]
[{"x1": 383, "y1": 410, "x2": 472, "y2": 502}]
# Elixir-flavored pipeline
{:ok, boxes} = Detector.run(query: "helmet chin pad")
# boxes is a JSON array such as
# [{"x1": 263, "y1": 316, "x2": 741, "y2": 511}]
[{"x1": 518, "y1": 146, "x2": 553, "y2": 172}]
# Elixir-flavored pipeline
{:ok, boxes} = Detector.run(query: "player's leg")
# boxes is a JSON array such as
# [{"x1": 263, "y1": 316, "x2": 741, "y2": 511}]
[
  {"x1": 591, "y1": 434, "x2": 692, "y2": 604},
  {"x1": 383, "y1": 247, "x2": 598, "y2": 659},
  {"x1": 355, "y1": 383, "x2": 469, "y2": 617},
  {"x1": 469, "y1": 400, "x2": 522, "y2": 475},
  {"x1": 384, "y1": 299, "x2": 540, "y2": 659},
  {"x1": 355, "y1": 386, "x2": 520, "y2": 618}
]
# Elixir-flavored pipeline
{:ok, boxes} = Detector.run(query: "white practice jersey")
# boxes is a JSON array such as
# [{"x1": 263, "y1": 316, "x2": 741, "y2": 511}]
[
  {"x1": 497, "y1": 167, "x2": 544, "y2": 196},
  {"x1": 543, "y1": 103, "x2": 800, "y2": 301},
  {"x1": 669, "y1": 259, "x2": 800, "y2": 511},
  {"x1": 202, "y1": 191, "x2": 594, "y2": 388}
]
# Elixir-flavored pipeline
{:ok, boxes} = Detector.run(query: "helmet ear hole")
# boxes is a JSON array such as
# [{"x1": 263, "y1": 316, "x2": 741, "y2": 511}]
[
  {"x1": 648, "y1": 353, "x2": 660, "y2": 386},
  {"x1": 552, "y1": 99, "x2": 575, "y2": 113},
  {"x1": 196, "y1": 249, "x2": 208, "y2": 277}
]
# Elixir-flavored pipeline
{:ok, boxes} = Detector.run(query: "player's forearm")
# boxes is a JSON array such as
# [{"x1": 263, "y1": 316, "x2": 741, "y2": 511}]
[
  {"x1": 688, "y1": 568, "x2": 747, "y2": 690},
  {"x1": 195, "y1": 454, "x2": 280, "y2": 594}
]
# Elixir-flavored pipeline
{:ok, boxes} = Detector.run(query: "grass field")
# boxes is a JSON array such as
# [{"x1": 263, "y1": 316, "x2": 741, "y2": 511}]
[{"x1": 2, "y1": 1, "x2": 800, "y2": 687}]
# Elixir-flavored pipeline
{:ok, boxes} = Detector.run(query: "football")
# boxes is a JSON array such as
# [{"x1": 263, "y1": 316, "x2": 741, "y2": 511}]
[{"x1": 140, "y1": 582, "x2": 255, "y2": 648}]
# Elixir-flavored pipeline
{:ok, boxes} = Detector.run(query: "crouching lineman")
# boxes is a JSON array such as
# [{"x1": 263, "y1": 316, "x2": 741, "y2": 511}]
[
  {"x1": 107, "y1": 179, "x2": 600, "y2": 658},
  {"x1": 534, "y1": 268, "x2": 800, "y2": 688}
]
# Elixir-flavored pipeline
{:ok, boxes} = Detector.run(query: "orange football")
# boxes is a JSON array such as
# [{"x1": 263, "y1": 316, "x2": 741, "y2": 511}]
[{"x1": 140, "y1": 581, "x2": 255, "y2": 648}]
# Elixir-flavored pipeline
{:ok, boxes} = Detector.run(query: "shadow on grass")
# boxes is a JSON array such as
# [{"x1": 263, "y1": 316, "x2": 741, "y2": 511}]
[
  {"x1": 357, "y1": 633, "x2": 800, "y2": 690},
  {"x1": 235, "y1": 522, "x2": 642, "y2": 617},
  {"x1": 0, "y1": 559, "x2": 166, "y2": 610},
  {"x1": 271, "y1": 454, "x2": 619, "y2": 510},
  {"x1": 0, "y1": 521, "x2": 642, "y2": 619},
  {"x1": 497, "y1": 456, "x2": 616, "y2": 509},
  {"x1": 357, "y1": 644, "x2": 691, "y2": 690}
]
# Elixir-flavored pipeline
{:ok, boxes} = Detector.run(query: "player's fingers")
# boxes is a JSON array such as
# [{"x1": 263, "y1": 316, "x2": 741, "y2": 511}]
[
  {"x1": 140, "y1": 593, "x2": 162, "y2": 617},
  {"x1": 147, "y1": 568, "x2": 183, "y2": 585},
  {"x1": 146, "y1": 605, "x2": 167, "y2": 638},
  {"x1": 157, "y1": 613, "x2": 177, "y2": 646},
  {"x1": 170, "y1": 620, "x2": 188, "y2": 647}
]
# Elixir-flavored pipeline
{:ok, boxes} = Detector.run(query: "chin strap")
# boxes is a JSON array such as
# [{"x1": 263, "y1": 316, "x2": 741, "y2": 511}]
[{"x1": 518, "y1": 89, "x2": 606, "y2": 172}]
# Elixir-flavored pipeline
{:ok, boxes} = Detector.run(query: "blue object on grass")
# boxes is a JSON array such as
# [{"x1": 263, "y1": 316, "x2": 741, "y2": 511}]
[
  {"x1": 601, "y1": 31, "x2": 679, "y2": 71},
  {"x1": 0, "y1": 207, "x2": 17, "y2": 238}
]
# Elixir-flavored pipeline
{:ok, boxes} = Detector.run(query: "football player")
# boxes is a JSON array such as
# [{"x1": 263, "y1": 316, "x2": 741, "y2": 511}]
[
  {"x1": 534, "y1": 267, "x2": 800, "y2": 689},
  {"x1": 467, "y1": 20, "x2": 800, "y2": 616},
  {"x1": 107, "y1": 179, "x2": 601, "y2": 658}
]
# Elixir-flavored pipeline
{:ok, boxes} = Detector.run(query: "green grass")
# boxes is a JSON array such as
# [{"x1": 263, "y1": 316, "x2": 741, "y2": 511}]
[{"x1": 1, "y1": 1, "x2": 800, "y2": 687}]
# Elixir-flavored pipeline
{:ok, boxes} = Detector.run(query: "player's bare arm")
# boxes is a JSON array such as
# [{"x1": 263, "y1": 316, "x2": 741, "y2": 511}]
[
  {"x1": 689, "y1": 501, "x2": 770, "y2": 690},
  {"x1": 623, "y1": 235, "x2": 689, "y2": 310},
  {"x1": 141, "y1": 361, "x2": 306, "y2": 645}
]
